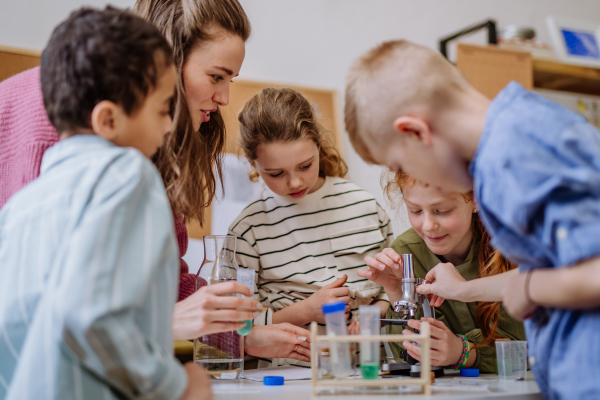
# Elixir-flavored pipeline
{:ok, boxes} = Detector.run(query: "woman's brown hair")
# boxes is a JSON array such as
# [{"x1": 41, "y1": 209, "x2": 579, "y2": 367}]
[
  {"x1": 238, "y1": 88, "x2": 347, "y2": 181},
  {"x1": 384, "y1": 171, "x2": 516, "y2": 348},
  {"x1": 133, "y1": 0, "x2": 251, "y2": 223}
]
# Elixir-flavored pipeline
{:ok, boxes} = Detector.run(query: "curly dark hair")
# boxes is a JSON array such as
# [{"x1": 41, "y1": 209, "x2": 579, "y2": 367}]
[{"x1": 41, "y1": 6, "x2": 174, "y2": 134}]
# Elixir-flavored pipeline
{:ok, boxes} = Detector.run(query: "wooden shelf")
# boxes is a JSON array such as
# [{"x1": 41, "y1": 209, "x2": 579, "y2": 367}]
[{"x1": 533, "y1": 58, "x2": 600, "y2": 96}]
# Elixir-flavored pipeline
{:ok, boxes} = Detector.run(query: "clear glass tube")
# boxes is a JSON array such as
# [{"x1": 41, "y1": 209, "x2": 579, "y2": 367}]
[
  {"x1": 359, "y1": 305, "x2": 380, "y2": 380},
  {"x1": 323, "y1": 302, "x2": 352, "y2": 379},
  {"x1": 236, "y1": 268, "x2": 255, "y2": 336}
]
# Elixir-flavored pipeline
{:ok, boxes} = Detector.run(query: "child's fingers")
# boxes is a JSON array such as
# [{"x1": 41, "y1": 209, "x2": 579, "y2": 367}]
[
  {"x1": 323, "y1": 274, "x2": 348, "y2": 289},
  {"x1": 330, "y1": 287, "x2": 350, "y2": 297},
  {"x1": 430, "y1": 294, "x2": 445, "y2": 307},
  {"x1": 403, "y1": 340, "x2": 422, "y2": 359},
  {"x1": 356, "y1": 269, "x2": 373, "y2": 279},
  {"x1": 364, "y1": 256, "x2": 384, "y2": 271},
  {"x1": 382, "y1": 248, "x2": 402, "y2": 269},
  {"x1": 407, "y1": 318, "x2": 445, "y2": 339},
  {"x1": 337, "y1": 295, "x2": 352, "y2": 305},
  {"x1": 374, "y1": 252, "x2": 397, "y2": 270}
]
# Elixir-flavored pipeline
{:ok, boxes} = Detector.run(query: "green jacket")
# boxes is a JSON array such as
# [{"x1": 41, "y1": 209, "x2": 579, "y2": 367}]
[{"x1": 385, "y1": 228, "x2": 525, "y2": 373}]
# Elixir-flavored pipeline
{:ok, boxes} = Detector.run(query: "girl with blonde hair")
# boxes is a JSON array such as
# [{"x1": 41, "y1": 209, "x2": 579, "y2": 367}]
[{"x1": 229, "y1": 88, "x2": 393, "y2": 356}]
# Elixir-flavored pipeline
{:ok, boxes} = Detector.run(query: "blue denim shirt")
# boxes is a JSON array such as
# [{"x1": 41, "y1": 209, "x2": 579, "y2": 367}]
[{"x1": 470, "y1": 82, "x2": 600, "y2": 399}]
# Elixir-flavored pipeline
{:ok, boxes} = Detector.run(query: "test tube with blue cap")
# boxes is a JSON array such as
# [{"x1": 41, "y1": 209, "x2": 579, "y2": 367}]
[{"x1": 236, "y1": 268, "x2": 255, "y2": 336}]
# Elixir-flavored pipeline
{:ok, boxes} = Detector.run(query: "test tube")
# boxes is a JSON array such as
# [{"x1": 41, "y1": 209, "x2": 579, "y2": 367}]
[
  {"x1": 236, "y1": 268, "x2": 255, "y2": 336},
  {"x1": 359, "y1": 305, "x2": 380, "y2": 380},
  {"x1": 322, "y1": 302, "x2": 352, "y2": 379}
]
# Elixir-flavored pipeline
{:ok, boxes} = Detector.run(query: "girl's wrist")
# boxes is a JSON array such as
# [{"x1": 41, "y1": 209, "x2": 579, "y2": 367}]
[{"x1": 448, "y1": 334, "x2": 469, "y2": 370}]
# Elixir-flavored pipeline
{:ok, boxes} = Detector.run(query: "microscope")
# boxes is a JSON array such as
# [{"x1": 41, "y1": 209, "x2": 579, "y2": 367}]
[{"x1": 381, "y1": 254, "x2": 444, "y2": 378}]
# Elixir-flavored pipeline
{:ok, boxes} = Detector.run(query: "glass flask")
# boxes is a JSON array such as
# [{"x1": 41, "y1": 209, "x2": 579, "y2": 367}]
[{"x1": 194, "y1": 235, "x2": 244, "y2": 379}]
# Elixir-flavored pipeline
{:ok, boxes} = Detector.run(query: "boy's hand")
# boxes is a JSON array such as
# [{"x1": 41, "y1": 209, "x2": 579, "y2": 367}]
[
  {"x1": 416, "y1": 262, "x2": 466, "y2": 306},
  {"x1": 402, "y1": 318, "x2": 464, "y2": 367},
  {"x1": 179, "y1": 362, "x2": 212, "y2": 400},
  {"x1": 360, "y1": 248, "x2": 403, "y2": 293},
  {"x1": 245, "y1": 323, "x2": 311, "y2": 362},
  {"x1": 501, "y1": 272, "x2": 538, "y2": 321},
  {"x1": 172, "y1": 282, "x2": 262, "y2": 340},
  {"x1": 302, "y1": 275, "x2": 351, "y2": 323}
]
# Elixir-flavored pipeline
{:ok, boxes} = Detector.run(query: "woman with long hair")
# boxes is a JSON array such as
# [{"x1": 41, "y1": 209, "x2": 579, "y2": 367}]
[{"x1": 0, "y1": 0, "x2": 310, "y2": 366}]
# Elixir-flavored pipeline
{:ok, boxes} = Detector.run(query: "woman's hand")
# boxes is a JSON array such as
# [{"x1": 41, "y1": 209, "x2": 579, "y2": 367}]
[
  {"x1": 416, "y1": 262, "x2": 466, "y2": 305},
  {"x1": 402, "y1": 318, "x2": 468, "y2": 367},
  {"x1": 172, "y1": 281, "x2": 262, "y2": 340},
  {"x1": 360, "y1": 248, "x2": 404, "y2": 294},
  {"x1": 501, "y1": 271, "x2": 538, "y2": 321},
  {"x1": 245, "y1": 323, "x2": 311, "y2": 362}
]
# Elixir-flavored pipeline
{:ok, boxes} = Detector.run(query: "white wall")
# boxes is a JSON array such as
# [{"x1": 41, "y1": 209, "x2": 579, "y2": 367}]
[{"x1": 3, "y1": 0, "x2": 600, "y2": 235}]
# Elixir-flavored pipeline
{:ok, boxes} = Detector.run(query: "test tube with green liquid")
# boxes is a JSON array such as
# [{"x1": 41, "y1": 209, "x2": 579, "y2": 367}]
[
  {"x1": 359, "y1": 305, "x2": 381, "y2": 380},
  {"x1": 236, "y1": 268, "x2": 255, "y2": 336}
]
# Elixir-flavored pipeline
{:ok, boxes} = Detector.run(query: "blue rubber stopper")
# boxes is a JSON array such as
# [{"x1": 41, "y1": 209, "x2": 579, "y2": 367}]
[
  {"x1": 460, "y1": 368, "x2": 479, "y2": 377},
  {"x1": 263, "y1": 376, "x2": 284, "y2": 385},
  {"x1": 322, "y1": 301, "x2": 345, "y2": 314}
]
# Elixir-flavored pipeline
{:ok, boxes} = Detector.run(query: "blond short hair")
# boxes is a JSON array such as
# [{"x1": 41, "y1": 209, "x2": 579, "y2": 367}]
[{"x1": 344, "y1": 39, "x2": 470, "y2": 163}]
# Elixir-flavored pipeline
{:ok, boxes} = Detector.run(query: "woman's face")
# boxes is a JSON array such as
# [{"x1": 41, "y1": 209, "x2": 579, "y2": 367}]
[
  {"x1": 403, "y1": 182, "x2": 475, "y2": 265},
  {"x1": 182, "y1": 26, "x2": 246, "y2": 131}
]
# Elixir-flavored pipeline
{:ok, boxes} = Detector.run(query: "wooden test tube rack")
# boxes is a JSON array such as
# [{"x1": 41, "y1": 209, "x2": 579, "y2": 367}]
[{"x1": 310, "y1": 321, "x2": 432, "y2": 396}]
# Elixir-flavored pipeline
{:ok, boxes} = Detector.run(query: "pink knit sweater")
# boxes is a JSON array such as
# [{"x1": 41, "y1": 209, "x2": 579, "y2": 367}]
[{"x1": 0, "y1": 67, "x2": 203, "y2": 300}]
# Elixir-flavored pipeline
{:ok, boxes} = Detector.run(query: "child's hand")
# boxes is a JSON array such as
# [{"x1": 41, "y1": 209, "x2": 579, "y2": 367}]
[
  {"x1": 416, "y1": 262, "x2": 466, "y2": 306},
  {"x1": 402, "y1": 318, "x2": 464, "y2": 367},
  {"x1": 302, "y1": 275, "x2": 351, "y2": 323},
  {"x1": 245, "y1": 323, "x2": 311, "y2": 362},
  {"x1": 179, "y1": 362, "x2": 212, "y2": 400},
  {"x1": 360, "y1": 248, "x2": 403, "y2": 293},
  {"x1": 347, "y1": 321, "x2": 360, "y2": 335},
  {"x1": 172, "y1": 282, "x2": 262, "y2": 340},
  {"x1": 501, "y1": 271, "x2": 538, "y2": 321}
]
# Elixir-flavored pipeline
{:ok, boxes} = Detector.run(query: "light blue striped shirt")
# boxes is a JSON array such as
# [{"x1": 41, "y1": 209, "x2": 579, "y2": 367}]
[{"x1": 0, "y1": 135, "x2": 186, "y2": 400}]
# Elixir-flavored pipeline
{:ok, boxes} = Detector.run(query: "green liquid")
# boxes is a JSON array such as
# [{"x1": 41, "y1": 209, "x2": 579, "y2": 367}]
[
  {"x1": 236, "y1": 320, "x2": 253, "y2": 336},
  {"x1": 360, "y1": 363, "x2": 380, "y2": 380}
]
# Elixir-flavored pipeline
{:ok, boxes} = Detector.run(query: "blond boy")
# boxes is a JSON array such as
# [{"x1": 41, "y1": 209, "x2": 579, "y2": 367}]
[{"x1": 345, "y1": 40, "x2": 600, "y2": 399}]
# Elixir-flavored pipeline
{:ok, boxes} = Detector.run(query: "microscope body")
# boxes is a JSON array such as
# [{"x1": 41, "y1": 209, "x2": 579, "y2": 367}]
[
  {"x1": 392, "y1": 254, "x2": 433, "y2": 319},
  {"x1": 390, "y1": 254, "x2": 443, "y2": 377}
]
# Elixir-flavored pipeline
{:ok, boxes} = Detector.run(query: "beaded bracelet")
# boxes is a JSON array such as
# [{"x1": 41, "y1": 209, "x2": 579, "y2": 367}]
[{"x1": 449, "y1": 334, "x2": 469, "y2": 370}]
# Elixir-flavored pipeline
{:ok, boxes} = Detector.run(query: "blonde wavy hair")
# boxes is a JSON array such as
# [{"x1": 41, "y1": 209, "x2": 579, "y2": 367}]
[{"x1": 238, "y1": 88, "x2": 347, "y2": 182}]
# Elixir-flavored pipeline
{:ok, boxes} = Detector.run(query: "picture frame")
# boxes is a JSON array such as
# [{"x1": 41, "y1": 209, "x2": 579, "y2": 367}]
[{"x1": 547, "y1": 16, "x2": 600, "y2": 67}]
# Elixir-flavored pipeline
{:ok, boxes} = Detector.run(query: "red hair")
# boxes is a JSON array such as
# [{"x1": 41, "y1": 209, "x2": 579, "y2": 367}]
[{"x1": 384, "y1": 171, "x2": 516, "y2": 347}]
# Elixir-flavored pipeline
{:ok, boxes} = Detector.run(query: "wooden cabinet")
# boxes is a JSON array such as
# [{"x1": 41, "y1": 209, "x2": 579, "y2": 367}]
[{"x1": 456, "y1": 42, "x2": 600, "y2": 98}]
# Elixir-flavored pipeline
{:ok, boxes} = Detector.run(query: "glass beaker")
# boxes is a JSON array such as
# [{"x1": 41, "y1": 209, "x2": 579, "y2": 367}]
[{"x1": 194, "y1": 235, "x2": 244, "y2": 379}]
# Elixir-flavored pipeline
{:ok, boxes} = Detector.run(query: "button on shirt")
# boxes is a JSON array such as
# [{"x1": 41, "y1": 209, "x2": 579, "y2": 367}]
[
  {"x1": 0, "y1": 135, "x2": 186, "y2": 400},
  {"x1": 470, "y1": 82, "x2": 600, "y2": 399}
]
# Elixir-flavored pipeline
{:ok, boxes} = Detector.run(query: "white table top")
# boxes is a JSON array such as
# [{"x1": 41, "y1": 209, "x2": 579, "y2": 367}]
[{"x1": 210, "y1": 371, "x2": 543, "y2": 400}]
